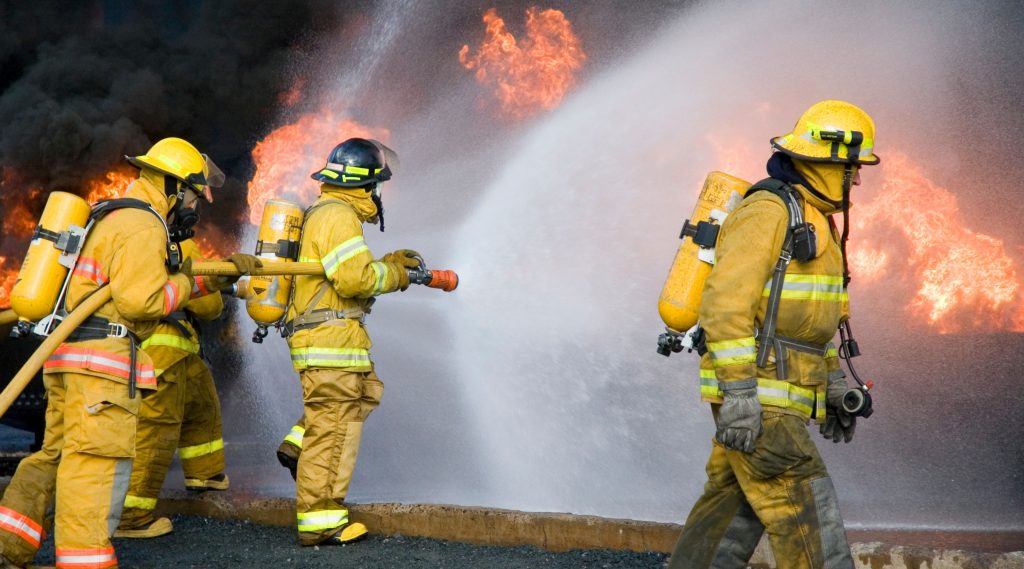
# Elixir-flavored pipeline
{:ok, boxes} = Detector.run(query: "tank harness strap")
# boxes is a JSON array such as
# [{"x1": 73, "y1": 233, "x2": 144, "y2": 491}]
[
  {"x1": 281, "y1": 199, "x2": 373, "y2": 338},
  {"x1": 746, "y1": 179, "x2": 813, "y2": 379},
  {"x1": 162, "y1": 311, "x2": 195, "y2": 340},
  {"x1": 66, "y1": 315, "x2": 141, "y2": 398}
]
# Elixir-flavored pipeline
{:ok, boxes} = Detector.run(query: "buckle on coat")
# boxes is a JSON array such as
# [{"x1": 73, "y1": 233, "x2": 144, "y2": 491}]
[{"x1": 107, "y1": 322, "x2": 129, "y2": 338}]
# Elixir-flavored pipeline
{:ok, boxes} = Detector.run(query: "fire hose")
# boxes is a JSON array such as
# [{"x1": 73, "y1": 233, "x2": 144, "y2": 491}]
[
  {"x1": 0, "y1": 260, "x2": 459, "y2": 418},
  {"x1": 0, "y1": 309, "x2": 16, "y2": 328}
]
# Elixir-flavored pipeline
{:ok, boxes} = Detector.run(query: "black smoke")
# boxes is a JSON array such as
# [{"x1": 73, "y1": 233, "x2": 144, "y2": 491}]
[{"x1": 0, "y1": 0, "x2": 366, "y2": 252}]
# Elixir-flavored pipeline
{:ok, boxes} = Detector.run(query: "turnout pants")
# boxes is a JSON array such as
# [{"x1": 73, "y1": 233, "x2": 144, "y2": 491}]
[
  {"x1": 121, "y1": 355, "x2": 224, "y2": 528},
  {"x1": 294, "y1": 369, "x2": 382, "y2": 545},
  {"x1": 0, "y1": 372, "x2": 138, "y2": 569},
  {"x1": 668, "y1": 412, "x2": 853, "y2": 569}
]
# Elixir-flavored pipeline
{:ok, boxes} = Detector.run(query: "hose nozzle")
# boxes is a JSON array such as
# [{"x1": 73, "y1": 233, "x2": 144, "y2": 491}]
[{"x1": 408, "y1": 255, "x2": 459, "y2": 292}]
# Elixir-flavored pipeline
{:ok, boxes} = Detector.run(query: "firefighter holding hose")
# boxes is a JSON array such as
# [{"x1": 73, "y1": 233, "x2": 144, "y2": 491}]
[
  {"x1": 114, "y1": 236, "x2": 260, "y2": 539},
  {"x1": 668, "y1": 101, "x2": 879, "y2": 569},
  {"x1": 272, "y1": 138, "x2": 423, "y2": 546},
  {"x1": 0, "y1": 138, "x2": 224, "y2": 569}
]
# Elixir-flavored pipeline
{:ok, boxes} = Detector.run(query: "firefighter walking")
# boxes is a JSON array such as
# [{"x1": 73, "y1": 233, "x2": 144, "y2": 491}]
[
  {"x1": 273, "y1": 138, "x2": 419, "y2": 546},
  {"x1": 0, "y1": 138, "x2": 219, "y2": 569},
  {"x1": 668, "y1": 101, "x2": 879, "y2": 569}
]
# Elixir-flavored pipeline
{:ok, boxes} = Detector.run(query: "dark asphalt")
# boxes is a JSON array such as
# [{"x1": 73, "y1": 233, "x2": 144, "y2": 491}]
[{"x1": 30, "y1": 515, "x2": 669, "y2": 569}]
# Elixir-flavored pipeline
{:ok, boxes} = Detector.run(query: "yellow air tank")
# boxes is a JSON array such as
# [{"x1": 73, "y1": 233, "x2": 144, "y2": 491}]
[
  {"x1": 246, "y1": 199, "x2": 304, "y2": 333},
  {"x1": 658, "y1": 171, "x2": 749, "y2": 336},
  {"x1": 10, "y1": 191, "x2": 92, "y2": 322}
]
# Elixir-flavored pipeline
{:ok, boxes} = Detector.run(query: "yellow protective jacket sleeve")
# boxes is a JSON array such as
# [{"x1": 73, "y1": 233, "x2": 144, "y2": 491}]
[
  {"x1": 44, "y1": 178, "x2": 191, "y2": 389},
  {"x1": 698, "y1": 188, "x2": 846, "y2": 421},
  {"x1": 141, "y1": 239, "x2": 224, "y2": 376},
  {"x1": 286, "y1": 196, "x2": 405, "y2": 372}
]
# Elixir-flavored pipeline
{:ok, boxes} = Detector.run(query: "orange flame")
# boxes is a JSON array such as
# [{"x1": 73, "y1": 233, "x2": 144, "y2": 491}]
[
  {"x1": 0, "y1": 256, "x2": 15, "y2": 309},
  {"x1": 6, "y1": 199, "x2": 37, "y2": 238},
  {"x1": 85, "y1": 169, "x2": 134, "y2": 203},
  {"x1": 459, "y1": 7, "x2": 585, "y2": 119},
  {"x1": 850, "y1": 152, "x2": 1023, "y2": 332},
  {"x1": 247, "y1": 104, "x2": 388, "y2": 224}
]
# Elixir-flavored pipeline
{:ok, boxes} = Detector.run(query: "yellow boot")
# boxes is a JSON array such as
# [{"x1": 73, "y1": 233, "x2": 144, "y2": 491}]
[
  {"x1": 114, "y1": 516, "x2": 174, "y2": 538},
  {"x1": 325, "y1": 522, "x2": 368, "y2": 544}
]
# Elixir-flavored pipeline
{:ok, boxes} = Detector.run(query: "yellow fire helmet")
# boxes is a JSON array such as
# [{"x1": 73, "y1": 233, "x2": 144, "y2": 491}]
[
  {"x1": 126, "y1": 137, "x2": 223, "y2": 202},
  {"x1": 771, "y1": 100, "x2": 880, "y2": 166}
]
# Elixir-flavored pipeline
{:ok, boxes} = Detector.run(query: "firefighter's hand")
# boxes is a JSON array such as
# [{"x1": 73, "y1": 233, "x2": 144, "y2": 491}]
[
  {"x1": 715, "y1": 379, "x2": 762, "y2": 454},
  {"x1": 395, "y1": 266, "x2": 411, "y2": 292},
  {"x1": 177, "y1": 257, "x2": 195, "y2": 287},
  {"x1": 820, "y1": 376, "x2": 856, "y2": 443},
  {"x1": 382, "y1": 249, "x2": 422, "y2": 269},
  {"x1": 224, "y1": 253, "x2": 263, "y2": 283}
]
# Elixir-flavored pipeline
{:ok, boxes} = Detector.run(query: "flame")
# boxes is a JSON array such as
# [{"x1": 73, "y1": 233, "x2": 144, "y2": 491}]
[
  {"x1": 85, "y1": 169, "x2": 134, "y2": 203},
  {"x1": 6, "y1": 199, "x2": 37, "y2": 238},
  {"x1": 459, "y1": 7, "x2": 585, "y2": 119},
  {"x1": 851, "y1": 152, "x2": 1023, "y2": 332},
  {"x1": 0, "y1": 256, "x2": 15, "y2": 309},
  {"x1": 247, "y1": 104, "x2": 388, "y2": 224},
  {"x1": 192, "y1": 234, "x2": 228, "y2": 260},
  {"x1": 709, "y1": 122, "x2": 1024, "y2": 333}
]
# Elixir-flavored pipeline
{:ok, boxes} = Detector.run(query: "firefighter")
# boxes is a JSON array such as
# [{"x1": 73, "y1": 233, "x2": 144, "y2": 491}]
[
  {"x1": 668, "y1": 101, "x2": 879, "y2": 569},
  {"x1": 0, "y1": 138, "x2": 220, "y2": 569},
  {"x1": 114, "y1": 239, "x2": 260, "y2": 538},
  {"x1": 273, "y1": 138, "x2": 417, "y2": 546}
]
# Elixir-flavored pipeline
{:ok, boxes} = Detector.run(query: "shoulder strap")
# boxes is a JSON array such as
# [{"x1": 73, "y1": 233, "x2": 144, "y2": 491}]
[
  {"x1": 91, "y1": 198, "x2": 172, "y2": 242},
  {"x1": 745, "y1": 179, "x2": 804, "y2": 373}
]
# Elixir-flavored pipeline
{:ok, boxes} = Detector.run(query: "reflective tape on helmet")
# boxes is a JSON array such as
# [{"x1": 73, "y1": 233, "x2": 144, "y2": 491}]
[
  {"x1": 0, "y1": 506, "x2": 43, "y2": 548},
  {"x1": 320, "y1": 236, "x2": 370, "y2": 279},
  {"x1": 45, "y1": 346, "x2": 157, "y2": 387},
  {"x1": 178, "y1": 438, "x2": 224, "y2": 460},
  {"x1": 762, "y1": 274, "x2": 847, "y2": 302},
  {"x1": 284, "y1": 424, "x2": 305, "y2": 448},
  {"x1": 140, "y1": 333, "x2": 200, "y2": 354},
  {"x1": 371, "y1": 261, "x2": 389, "y2": 294},
  {"x1": 124, "y1": 494, "x2": 157, "y2": 511},
  {"x1": 297, "y1": 509, "x2": 349, "y2": 533},
  {"x1": 55, "y1": 546, "x2": 117, "y2": 568},
  {"x1": 707, "y1": 337, "x2": 757, "y2": 367},
  {"x1": 318, "y1": 169, "x2": 340, "y2": 179},
  {"x1": 290, "y1": 347, "x2": 372, "y2": 370}
]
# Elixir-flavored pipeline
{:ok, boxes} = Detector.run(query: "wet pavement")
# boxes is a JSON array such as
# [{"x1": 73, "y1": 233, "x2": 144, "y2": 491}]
[{"x1": 31, "y1": 514, "x2": 669, "y2": 569}]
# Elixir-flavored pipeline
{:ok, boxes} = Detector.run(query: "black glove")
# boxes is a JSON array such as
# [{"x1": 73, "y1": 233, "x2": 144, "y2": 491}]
[
  {"x1": 715, "y1": 379, "x2": 762, "y2": 453},
  {"x1": 820, "y1": 375, "x2": 856, "y2": 443}
]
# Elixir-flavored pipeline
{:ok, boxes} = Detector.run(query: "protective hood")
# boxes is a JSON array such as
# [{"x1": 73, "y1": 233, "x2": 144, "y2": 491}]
[
  {"x1": 126, "y1": 174, "x2": 173, "y2": 218},
  {"x1": 320, "y1": 183, "x2": 378, "y2": 222},
  {"x1": 792, "y1": 159, "x2": 849, "y2": 215}
]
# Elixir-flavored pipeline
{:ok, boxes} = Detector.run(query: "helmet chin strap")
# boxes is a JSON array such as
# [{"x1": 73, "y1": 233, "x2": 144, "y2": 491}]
[
  {"x1": 839, "y1": 163, "x2": 854, "y2": 287},
  {"x1": 368, "y1": 184, "x2": 385, "y2": 232}
]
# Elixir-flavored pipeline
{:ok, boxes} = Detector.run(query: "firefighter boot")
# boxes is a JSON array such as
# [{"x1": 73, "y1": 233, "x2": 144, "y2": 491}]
[
  {"x1": 325, "y1": 522, "x2": 369, "y2": 544},
  {"x1": 276, "y1": 441, "x2": 300, "y2": 481},
  {"x1": 114, "y1": 516, "x2": 174, "y2": 539},
  {"x1": 185, "y1": 473, "x2": 229, "y2": 492}
]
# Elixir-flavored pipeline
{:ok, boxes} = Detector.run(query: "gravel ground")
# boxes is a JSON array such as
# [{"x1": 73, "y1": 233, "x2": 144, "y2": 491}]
[{"x1": 30, "y1": 515, "x2": 669, "y2": 569}]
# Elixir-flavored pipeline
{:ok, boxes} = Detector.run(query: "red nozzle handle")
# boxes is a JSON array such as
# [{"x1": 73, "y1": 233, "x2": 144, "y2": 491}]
[{"x1": 427, "y1": 269, "x2": 459, "y2": 292}]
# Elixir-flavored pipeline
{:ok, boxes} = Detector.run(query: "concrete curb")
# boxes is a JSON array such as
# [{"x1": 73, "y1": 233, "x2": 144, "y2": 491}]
[{"x1": 156, "y1": 491, "x2": 1024, "y2": 568}]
